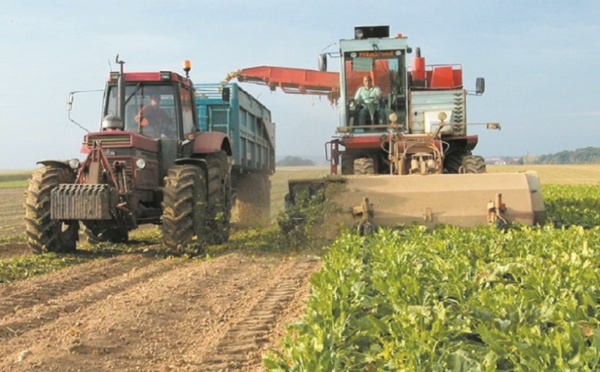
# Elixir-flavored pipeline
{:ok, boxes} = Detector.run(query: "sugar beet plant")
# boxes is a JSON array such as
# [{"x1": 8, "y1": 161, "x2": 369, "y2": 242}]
[
  {"x1": 265, "y1": 224, "x2": 600, "y2": 371},
  {"x1": 544, "y1": 184, "x2": 600, "y2": 228}
]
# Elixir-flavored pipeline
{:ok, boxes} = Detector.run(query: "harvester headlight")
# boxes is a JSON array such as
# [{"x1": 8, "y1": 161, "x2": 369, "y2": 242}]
[
  {"x1": 136, "y1": 158, "x2": 146, "y2": 170},
  {"x1": 388, "y1": 112, "x2": 398, "y2": 124},
  {"x1": 68, "y1": 158, "x2": 80, "y2": 170},
  {"x1": 437, "y1": 112, "x2": 447, "y2": 121}
]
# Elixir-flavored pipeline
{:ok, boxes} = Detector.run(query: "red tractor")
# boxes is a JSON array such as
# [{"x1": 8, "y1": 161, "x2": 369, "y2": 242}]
[{"x1": 24, "y1": 58, "x2": 232, "y2": 254}]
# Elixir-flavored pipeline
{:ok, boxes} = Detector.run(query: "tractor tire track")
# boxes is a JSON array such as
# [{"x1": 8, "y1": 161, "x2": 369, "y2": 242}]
[
  {"x1": 200, "y1": 256, "x2": 319, "y2": 371},
  {"x1": 0, "y1": 252, "x2": 321, "y2": 371}
]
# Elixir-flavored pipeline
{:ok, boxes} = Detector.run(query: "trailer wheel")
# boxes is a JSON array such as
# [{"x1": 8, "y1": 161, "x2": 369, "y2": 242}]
[
  {"x1": 234, "y1": 172, "x2": 271, "y2": 227},
  {"x1": 24, "y1": 166, "x2": 79, "y2": 253},
  {"x1": 460, "y1": 155, "x2": 487, "y2": 174},
  {"x1": 354, "y1": 157, "x2": 375, "y2": 175},
  {"x1": 205, "y1": 151, "x2": 232, "y2": 244},
  {"x1": 162, "y1": 164, "x2": 207, "y2": 255}
]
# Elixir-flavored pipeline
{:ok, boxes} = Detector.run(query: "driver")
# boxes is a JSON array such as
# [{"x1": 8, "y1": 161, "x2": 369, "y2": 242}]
[
  {"x1": 134, "y1": 94, "x2": 173, "y2": 137},
  {"x1": 354, "y1": 75, "x2": 384, "y2": 125}
]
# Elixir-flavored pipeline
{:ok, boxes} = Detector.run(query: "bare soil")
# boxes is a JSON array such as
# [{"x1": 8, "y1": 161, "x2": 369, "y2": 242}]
[{"x1": 0, "y1": 187, "x2": 322, "y2": 371}]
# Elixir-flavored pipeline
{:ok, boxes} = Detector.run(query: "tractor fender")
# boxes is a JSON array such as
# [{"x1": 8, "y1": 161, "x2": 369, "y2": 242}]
[
  {"x1": 173, "y1": 157, "x2": 208, "y2": 175},
  {"x1": 192, "y1": 132, "x2": 232, "y2": 156},
  {"x1": 172, "y1": 157, "x2": 209, "y2": 202},
  {"x1": 36, "y1": 160, "x2": 72, "y2": 169}
]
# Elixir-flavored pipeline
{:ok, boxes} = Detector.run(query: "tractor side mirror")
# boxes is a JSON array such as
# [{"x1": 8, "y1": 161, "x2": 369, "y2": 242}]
[
  {"x1": 66, "y1": 93, "x2": 74, "y2": 111},
  {"x1": 318, "y1": 53, "x2": 327, "y2": 72},
  {"x1": 222, "y1": 87, "x2": 231, "y2": 102},
  {"x1": 475, "y1": 78, "x2": 485, "y2": 95}
]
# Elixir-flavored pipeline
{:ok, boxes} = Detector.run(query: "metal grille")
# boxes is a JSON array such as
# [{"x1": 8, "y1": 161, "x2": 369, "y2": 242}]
[{"x1": 86, "y1": 133, "x2": 131, "y2": 147}]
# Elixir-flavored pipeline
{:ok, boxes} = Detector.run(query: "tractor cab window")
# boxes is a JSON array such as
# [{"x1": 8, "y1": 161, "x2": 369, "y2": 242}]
[
  {"x1": 105, "y1": 84, "x2": 178, "y2": 139},
  {"x1": 343, "y1": 51, "x2": 406, "y2": 130},
  {"x1": 179, "y1": 86, "x2": 195, "y2": 136}
]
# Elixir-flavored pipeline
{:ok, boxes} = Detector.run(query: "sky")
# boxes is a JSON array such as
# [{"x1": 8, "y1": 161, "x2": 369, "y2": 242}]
[{"x1": 1, "y1": 0, "x2": 599, "y2": 169}]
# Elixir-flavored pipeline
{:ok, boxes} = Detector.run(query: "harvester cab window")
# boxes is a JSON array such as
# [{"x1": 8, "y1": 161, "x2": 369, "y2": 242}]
[{"x1": 344, "y1": 51, "x2": 407, "y2": 130}]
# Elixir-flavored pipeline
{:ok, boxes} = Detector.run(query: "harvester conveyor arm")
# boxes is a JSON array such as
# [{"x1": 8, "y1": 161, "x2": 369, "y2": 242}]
[{"x1": 225, "y1": 66, "x2": 340, "y2": 104}]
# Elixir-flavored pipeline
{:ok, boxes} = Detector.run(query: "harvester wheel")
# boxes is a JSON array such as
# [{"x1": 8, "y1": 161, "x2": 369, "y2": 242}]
[
  {"x1": 354, "y1": 157, "x2": 375, "y2": 175},
  {"x1": 234, "y1": 172, "x2": 271, "y2": 227},
  {"x1": 162, "y1": 164, "x2": 207, "y2": 255},
  {"x1": 461, "y1": 155, "x2": 487, "y2": 174},
  {"x1": 24, "y1": 165, "x2": 79, "y2": 253},
  {"x1": 341, "y1": 155, "x2": 355, "y2": 175},
  {"x1": 205, "y1": 151, "x2": 232, "y2": 244},
  {"x1": 444, "y1": 150, "x2": 471, "y2": 174}
]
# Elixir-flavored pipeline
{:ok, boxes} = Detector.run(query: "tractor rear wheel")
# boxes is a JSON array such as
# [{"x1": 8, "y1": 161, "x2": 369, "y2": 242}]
[
  {"x1": 461, "y1": 155, "x2": 487, "y2": 174},
  {"x1": 205, "y1": 151, "x2": 232, "y2": 244},
  {"x1": 162, "y1": 164, "x2": 207, "y2": 255},
  {"x1": 354, "y1": 157, "x2": 375, "y2": 175},
  {"x1": 24, "y1": 165, "x2": 79, "y2": 253}
]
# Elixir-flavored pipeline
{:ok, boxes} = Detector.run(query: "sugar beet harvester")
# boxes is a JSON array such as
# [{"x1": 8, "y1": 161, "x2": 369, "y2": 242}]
[
  {"x1": 227, "y1": 26, "x2": 545, "y2": 232},
  {"x1": 24, "y1": 58, "x2": 275, "y2": 254}
]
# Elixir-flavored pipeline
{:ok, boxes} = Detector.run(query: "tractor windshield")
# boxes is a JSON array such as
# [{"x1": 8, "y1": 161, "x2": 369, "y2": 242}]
[
  {"x1": 105, "y1": 84, "x2": 177, "y2": 138},
  {"x1": 343, "y1": 51, "x2": 407, "y2": 131}
]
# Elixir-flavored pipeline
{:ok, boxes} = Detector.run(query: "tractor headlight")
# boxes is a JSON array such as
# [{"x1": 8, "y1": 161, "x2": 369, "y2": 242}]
[
  {"x1": 68, "y1": 158, "x2": 80, "y2": 170},
  {"x1": 136, "y1": 158, "x2": 146, "y2": 170}
]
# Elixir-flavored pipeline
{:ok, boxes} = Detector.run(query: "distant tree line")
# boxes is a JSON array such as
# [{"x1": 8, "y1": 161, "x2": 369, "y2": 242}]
[
  {"x1": 276, "y1": 156, "x2": 315, "y2": 166},
  {"x1": 521, "y1": 147, "x2": 600, "y2": 164}
]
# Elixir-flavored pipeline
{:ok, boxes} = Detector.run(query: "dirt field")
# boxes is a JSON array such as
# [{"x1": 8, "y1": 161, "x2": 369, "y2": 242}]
[
  {"x1": 0, "y1": 167, "x2": 329, "y2": 371},
  {"x1": 1, "y1": 164, "x2": 597, "y2": 370}
]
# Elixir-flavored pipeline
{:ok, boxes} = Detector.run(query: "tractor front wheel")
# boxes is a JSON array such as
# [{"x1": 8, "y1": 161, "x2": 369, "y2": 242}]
[{"x1": 24, "y1": 166, "x2": 79, "y2": 253}]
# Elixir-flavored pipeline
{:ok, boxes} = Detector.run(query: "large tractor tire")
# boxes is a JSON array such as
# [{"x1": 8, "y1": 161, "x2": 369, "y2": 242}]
[
  {"x1": 162, "y1": 164, "x2": 208, "y2": 255},
  {"x1": 24, "y1": 165, "x2": 79, "y2": 253},
  {"x1": 354, "y1": 157, "x2": 375, "y2": 175},
  {"x1": 234, "y1": 172, "x2": 271, "y2": 227},
  {"x1": 205, "y1": 151, "x2": 232, "y2": 244},
  {"x1": 444, "y1": 150, "x2": 471, "y2": 174},
  {"x1": 83, "y1": 223, "x2": 129, "y2": 244},
  {"x1": 461, "y1": 155, "x2": 487, "y2": 174}
]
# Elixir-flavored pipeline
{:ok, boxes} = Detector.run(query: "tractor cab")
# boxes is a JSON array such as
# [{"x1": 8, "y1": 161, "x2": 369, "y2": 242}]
[{"x1": 102, "y1": 71, "x2": 198, "y2": 141}]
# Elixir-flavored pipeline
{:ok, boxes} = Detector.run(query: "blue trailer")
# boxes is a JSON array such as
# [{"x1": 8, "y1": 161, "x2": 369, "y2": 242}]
[{"x1": 195, "y1": 83, "x2": 276, "y2": 225}]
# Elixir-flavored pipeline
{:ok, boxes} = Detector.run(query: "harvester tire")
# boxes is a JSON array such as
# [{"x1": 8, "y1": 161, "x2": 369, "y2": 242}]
[
  {"x1": 205, "y1": 151, "x2": 231, "y2": 244},
  {"x1": 235, "y1": 172, "x2": 271, "y2": 227},
  {"x1": 444, "y1": 150, "x2": 471, "y2": 174},
  {"x1": 24, "y1": 165, "x2": 79, "y2": 253},
  {"x1": 341, "y1": 155, "x2": 355, "y2": 175},
  {"x1": 461, "y1": 155, "x2": 487, "y2": 174},
  {"x1": 162, "y1": 164, "x2": 207, "y2": 255},
  {"x1": 354, "y1": 157, "x2": 375, "y2": 175}
]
